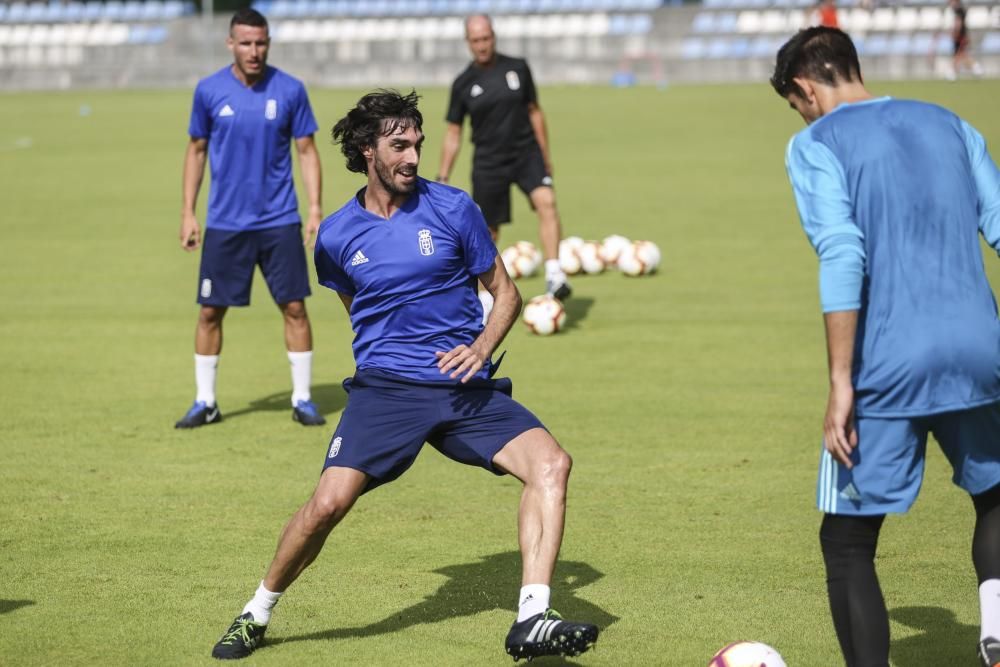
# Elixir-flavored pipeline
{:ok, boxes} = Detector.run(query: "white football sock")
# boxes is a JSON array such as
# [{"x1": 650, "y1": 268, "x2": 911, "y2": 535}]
[
  {"x1": 517, "y1": 584, "x2": 550, "y2": 622},
  {"x1": 980, "y1": 579, "x2": 1000, "y2": 640},
  {"x1": 287, "y1": 351, "x2": 312, "y2": 405},
  {"x1": 478, "y1": 290, "x2": 494, "y2": 326},
  {"x1": 194, "y1": 354, "x2": 218, "y2": 406},
  {"x1": 544, "y1": 259, "x2": 564, "y2": 282},
  {"x1": 242, "y1": 581, "x2": 283, "y2": 626}
]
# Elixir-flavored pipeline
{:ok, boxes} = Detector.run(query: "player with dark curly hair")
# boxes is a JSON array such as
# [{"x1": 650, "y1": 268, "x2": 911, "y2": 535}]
[{"x1": 210, "y1": 89, "x2": 598, "y2": 663}]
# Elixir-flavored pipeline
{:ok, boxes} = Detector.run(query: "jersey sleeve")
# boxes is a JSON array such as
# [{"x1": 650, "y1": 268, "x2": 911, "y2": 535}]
[
  {"x1": 314, "y1": 234, "x2": 355, "y2": 296},
  {"x1": 961, "y1": 120, "x2": 1000, "y2": 253},
  {"x1": 188, "y1": 82, "x2": 211, "y2": 139},
  {"x1": 785, "y1": 133, "x2": 866, "y2": 313},
  {"x1": 456, "y1": 195, "x2": 498, "y2": 276},
  {"x1": 291, "y1": 81, "x2": 319, "y2": 139},
  {"x1": 445, "y1": 78, "x2": 466, "y2": 125},
  {"x1": 521, "y1": 61, "x2": 538, "y2": 105}
]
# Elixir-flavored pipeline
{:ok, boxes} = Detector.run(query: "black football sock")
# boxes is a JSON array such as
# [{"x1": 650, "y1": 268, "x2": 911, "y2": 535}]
[{"x1": 820, "y1": 513, "x2": 889, "y2": 667}]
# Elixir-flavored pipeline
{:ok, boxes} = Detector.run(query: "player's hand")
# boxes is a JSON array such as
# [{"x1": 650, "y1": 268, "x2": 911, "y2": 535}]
[
  {"x1": 303, "y1": 207, "x2": 322, "y2": 249},
  {"x1": 180, "y1": 213, "x2": 201, "y2": 252},
  {"x1": 823, "y1": 381, "x2": 858, "y2": 469},
  {"x1": 435, "y1": 344, "x2": 486, "y2": 383}
]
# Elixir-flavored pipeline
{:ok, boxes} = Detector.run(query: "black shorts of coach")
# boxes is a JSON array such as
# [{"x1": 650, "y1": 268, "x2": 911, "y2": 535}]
[{"x1": 472, "y1": 146, "x2": 552, "y2": 228}]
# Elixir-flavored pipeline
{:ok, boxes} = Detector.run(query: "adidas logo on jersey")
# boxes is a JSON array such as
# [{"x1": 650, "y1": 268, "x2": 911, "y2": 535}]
[
  {"x1": 350, "y1": 250, "x2": 369, "y2": 266},
  {"x1": 218, "y1": 104, "x2": 234, "y2": 117},
  {"x1": 470, "y1": 84, "x2": 484, "y2": 98}
]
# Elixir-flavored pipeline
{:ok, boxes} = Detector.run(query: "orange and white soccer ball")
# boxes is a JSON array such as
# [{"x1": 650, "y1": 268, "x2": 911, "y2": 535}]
[
  {"x1": 617, "y1": 240, "x2": 661, "y2": 276},
  {"x1": 522, "y1": 295, "x2": 566, "y2": 336},
  {"x1": 599, "y1": 234, "x2": 631, "y2": 265},
  {"x1": 501, "y1": 241, "x2": 541, "y2": 279},
  {"x1": 709, "y1": 641, "x2": 787, "y2": 667},
  {"x1": 577, "y1": 240, "x2": 606, "y2": 275},
  {"x1": 558, "y1": 236, "x2": 585, "y2": 275}
]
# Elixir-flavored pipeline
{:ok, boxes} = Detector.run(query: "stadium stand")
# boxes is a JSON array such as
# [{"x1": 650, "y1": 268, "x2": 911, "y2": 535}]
[{"x1": 0, "y1": 0, "x2": 995, "y2": 89}]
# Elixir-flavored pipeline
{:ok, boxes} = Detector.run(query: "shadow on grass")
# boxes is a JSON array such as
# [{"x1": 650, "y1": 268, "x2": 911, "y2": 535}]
[
  {"x1": 562, "y1": 296, "x2": 595, "y2": 332},
  {"x1": 0, "y1": 600, "x2": 34, "y2": 615},
  {"x1": 224, "y1": 382, "x2": 347, "y2": 420},
  {"x1": 890, "y1": 605, "x2": 979, "y2": 667},
  {"x1": 273, "y1": 550, "x2": 616, "y2": 649}
]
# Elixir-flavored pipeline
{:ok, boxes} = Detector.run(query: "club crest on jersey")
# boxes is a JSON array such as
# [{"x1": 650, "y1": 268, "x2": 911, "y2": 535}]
[
  {"x1": 505, "y1": 71, "x2": 520, "y2": 90},
  {"x1": 470, "y1": 84, "x2": 484, "y2": 98},
  {"x1": 418, "y1": 229, "x2": 434, "y2": 256},
  {"x1": 265, "y1": 99, "x2": 277, "y2": 120}
]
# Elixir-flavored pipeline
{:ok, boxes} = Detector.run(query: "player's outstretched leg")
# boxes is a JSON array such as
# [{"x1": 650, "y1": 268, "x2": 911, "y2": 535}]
[
  {"x1": 505, "y1": 608, "x2": 599, "y2": 661},
  {"x1": 493, "y1": 428, "x2": 598, "y2": 661}
]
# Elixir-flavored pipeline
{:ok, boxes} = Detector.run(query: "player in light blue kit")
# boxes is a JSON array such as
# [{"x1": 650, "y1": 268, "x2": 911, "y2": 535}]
[
  {"x1": 176, "y1": 9, "x2": 325, "y2": 429},
  {"x1": 209, "y1": 90, "x2": 598, "y2": 662},
  {"x1": 773, "y1": 27, "x2": 1000, "y2": 667}
]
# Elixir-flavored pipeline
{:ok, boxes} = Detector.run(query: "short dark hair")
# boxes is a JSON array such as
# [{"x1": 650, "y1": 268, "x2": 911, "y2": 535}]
[
  {"x1": 230, "y1": 8, "x2": 268, "y2": 33},
  {"x1": 770, "y1": 27, "x2": 862, "y2": 98},
  {"x1": 331, "y1": 89, "x2": 423, "y2": 174}
]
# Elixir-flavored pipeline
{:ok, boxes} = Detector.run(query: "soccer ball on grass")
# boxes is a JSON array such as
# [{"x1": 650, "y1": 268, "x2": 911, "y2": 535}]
[
  {"x1": 522, "y1": 295, "x2": 566, "y2": 336},
  {"x1": 709, "y1": 641, "x2": 787, "y2": 667}
]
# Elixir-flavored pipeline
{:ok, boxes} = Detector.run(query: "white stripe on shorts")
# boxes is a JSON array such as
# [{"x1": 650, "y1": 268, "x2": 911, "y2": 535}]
[{"x1": 818, "y1": 448, "x2": 838, "y2": 513}]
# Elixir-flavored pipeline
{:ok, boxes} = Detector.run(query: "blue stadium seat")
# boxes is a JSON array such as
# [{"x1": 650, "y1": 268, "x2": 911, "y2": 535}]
[
  {"x1": 0, "y1": 4, "x2": 7, "y2": 22},
  {"x1": 692, "y1": 12, "x2": 715, "y2": 32},
  {"x1": 104, "y1": 1, "x2": 125, "y2": 21},
  {"x1": 715, "y1": 11, "x2": 738, "y2": 33},
  {"x1": 630, "y1": 14, "x2": 652, "y2": 33},
  {"x1": 888, "y1": 34, "x2": 910, "y2": 55},
  {"x1": 861, "y1": 34, "x2": 888, "y2": 56},
  {"x1": 983, "y1": 31, "x2": 1000, "y2": 54},
  {"x1": 608, "y1": 14, "x2": 628, "y2": 33},
  {"x1": 83, "y1": 2, "x2": 104, "y2": 20},
  {"x1": 706, "y1": 37, "x2": 731, "y2": 58},
  {"x1": 123, "y1": 1, "x2": 145, "y2": 21},
  {"x1": 749, "y1": 34, "x2": 775, "y2": 57},
  {"x1": 681, "y1": 36, "x2": 706, "y2": 59},
  {"x1": 26, "y1": 3, "x2": 46, "y2": 21}
]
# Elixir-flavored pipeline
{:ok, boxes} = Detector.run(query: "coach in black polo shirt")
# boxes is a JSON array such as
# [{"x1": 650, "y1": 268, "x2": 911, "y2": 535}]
[{"x1": 438, "y1": 14, "x2": 571, "y2": 303}]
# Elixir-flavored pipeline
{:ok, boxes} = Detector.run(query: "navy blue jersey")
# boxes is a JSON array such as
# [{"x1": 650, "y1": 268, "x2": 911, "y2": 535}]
[
  {"x1": 188, "y1": 65, "x2": 318, "y2": 231},
  {"x1": 314, "y1": 179, "x2": 498, "y2": 382},
  {"x1": 786, "y1": 97, "x2": 1000, "y2": 417}
]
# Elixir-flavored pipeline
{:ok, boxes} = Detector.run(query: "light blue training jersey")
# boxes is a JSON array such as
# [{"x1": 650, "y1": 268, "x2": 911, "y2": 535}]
[
  {"x1": 786, "y1": 97, "x2": 1000, "y2": 417},
  {"x1": 188, "y1": 65, "x2": 318, "y2": 231},
  {"x1": 314, "y1": 178, "x2": 498, "y2": 382}
]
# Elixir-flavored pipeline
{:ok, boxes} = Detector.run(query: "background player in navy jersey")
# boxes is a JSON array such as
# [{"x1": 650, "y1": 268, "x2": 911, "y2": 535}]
[
  {"x1": 437, "y1": 14, "x2": 571, "y2": 307},
  {"x1": 773, "y1": 27, "x2": 1000, "y2": 667},
  {"x1": 176, "y1": 9, "x2": 325, "y2": 429},
  {"x1": 210, "y1": 90, "x2": 598, "y2": 662}
]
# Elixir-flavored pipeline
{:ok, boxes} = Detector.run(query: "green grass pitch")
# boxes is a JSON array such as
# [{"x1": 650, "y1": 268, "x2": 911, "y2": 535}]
[{"x1": 1, "y1": 79, "x2": 998, "y2": 666}]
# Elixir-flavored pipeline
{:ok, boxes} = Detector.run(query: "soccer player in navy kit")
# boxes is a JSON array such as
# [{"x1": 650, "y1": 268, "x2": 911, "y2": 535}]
[
  {"x1": 773, "y1": 27, "x2": 1000, "y2": 667},
  {"x1": 210, "y1": 91, "x2": 598, "y2": 661},
  {"x1": 176, "y1": 9, "x2": 325, "y2": 429},
  {"x1": 438, "y1": 14, "x2": 571, "y2": 304}
]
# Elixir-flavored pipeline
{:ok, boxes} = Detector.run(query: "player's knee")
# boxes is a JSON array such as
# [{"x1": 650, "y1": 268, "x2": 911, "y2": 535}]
[
  {"x1": 538, "y1": 447, "x2": 572, "y2": 489},
  {"x1": 820, "y1": 514, "x2": 884, "y2": 565},
  {"x1": 282, "y1": 301, "x2": 308, "y2": 322},
  {"x1": 198, "y1": 306, "x2": 225, "y2": 328},
  {"x1": 305, "y1": 491, "x2": 352, "y2": 532}
]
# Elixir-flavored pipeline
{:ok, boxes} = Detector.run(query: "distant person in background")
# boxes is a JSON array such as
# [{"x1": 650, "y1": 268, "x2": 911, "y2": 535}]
[
  {"x1": 438, "y1": 14, "x2": 571, "y2": 312},
  {"x1": 772, "y1": 26, "x2": 1000, "y2": 667},
  {"x1": 176, "y1": 8, "x2": 326, "y2": 429},
  {"x1": 948, "y1": 0, "x2": 984, "y2": 80},
  {"x1": 813, "y1": 0, "x2": 840, "y2": 28}
]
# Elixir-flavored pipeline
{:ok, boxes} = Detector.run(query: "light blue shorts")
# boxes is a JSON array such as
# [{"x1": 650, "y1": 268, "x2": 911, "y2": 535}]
[{"x1": 816, "y1": 401, "x2": 1000, "y2": 515}]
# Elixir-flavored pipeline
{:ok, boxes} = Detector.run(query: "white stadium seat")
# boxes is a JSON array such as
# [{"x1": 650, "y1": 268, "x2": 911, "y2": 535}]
[{"x1": 871, "y1": 7, "x2": 895, "y2": 31}]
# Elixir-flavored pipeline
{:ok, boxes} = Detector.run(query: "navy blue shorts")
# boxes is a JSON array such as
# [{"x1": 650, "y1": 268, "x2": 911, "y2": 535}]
[
  {"x1": 322, "y1": 369, "x2": 546, "y2": 493},
  {"x1": 197, "y1": 223, "x2": 311, "y2": 307}
]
